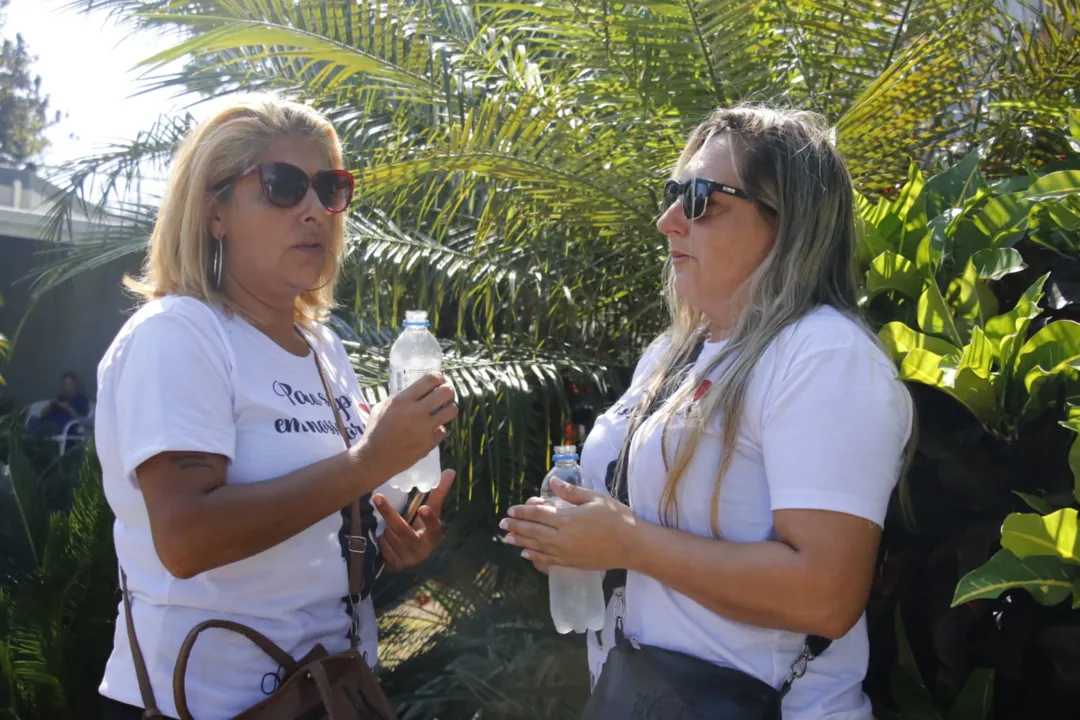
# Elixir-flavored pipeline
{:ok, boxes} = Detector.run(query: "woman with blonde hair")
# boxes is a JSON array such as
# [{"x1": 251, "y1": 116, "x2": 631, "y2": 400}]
[
  {"x1": 95, "y1": 95, "x2": 457, "y2": 719},
  {"x1": 502, "y1": 107, "x2": 914, "y2": 719}
]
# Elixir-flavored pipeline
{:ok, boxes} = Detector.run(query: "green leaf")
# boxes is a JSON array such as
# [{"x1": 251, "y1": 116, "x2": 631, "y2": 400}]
[
  {"x1": 866, "y1": 251, "x2": 922, "y2": 300},
  {"x1": 1015, "y1": 321, "x2": 1080, "y2": 419},
  {"x1": 916, "y1": 212, "x2": 953, "y2": 275},
  {"x1": 1071, "y1": 433, "x2": 1080, "y2": 505},
  {"x1": 952, "y1": 367, "x2": 1001, "y2": 427},
  {"x1": 958, "y1": 327, "x2": 993, "y2": 378},
  {"x1": 984, "y1": 274, "x2": 1047, "y2": 392},
  {"x1": 890, "y1": 604, "x2": 941, "y2": 720},
  {"x1": 856, "y1": 213, "x2": 893, "y2": 264},
  {"x1": 1024, "y1": 170, "x2": 1080, "y2": 202},
  {"x1": 947, "y1": 668, "x2": 994, "y2": 720},
  {"x1": 971, "y1": 248, "x2": 1027, "y2": 281},
  {"x1": 918, "y1": 281, "x2": 963, "y2": 346},
  {"x1": 896, "y1": 163, "x2": 928, "y2": 260},
  {"x1": 946, "y1": 259, "x2": 987, "y2": 326},
  {"x1": 1001, "y1": 509, "x2": 1080, "y2": 564},
  {"x1": 1013, "y1": 491, "x2": 1053, "y2": 515},
  {"x1": 952, "y1": 549, "x2": 1077, "y2": 606},
  {"x1": 923, "y1": 149, "x2": 986, "y2": 220},
  {"x1": 899, "y1": 349, "x2": 999, "y2": 426},
  {"x1": 878, "y1": 322, "x2": 961, "y2": 363},
  {"x1": 972, "y1": 193, "x2": 1030, "y2": 247}
]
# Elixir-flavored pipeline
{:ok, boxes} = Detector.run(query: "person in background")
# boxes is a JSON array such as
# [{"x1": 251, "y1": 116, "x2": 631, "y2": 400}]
[
  {"x1": 28, "y1": 371, "x2": 90, "y2": 437},
  {"x1": 94, "y1": 95, "x2": 457, "y2": 720},
  {"x1": 502, "y1": 106, "x2": 914, "y2": 719}
]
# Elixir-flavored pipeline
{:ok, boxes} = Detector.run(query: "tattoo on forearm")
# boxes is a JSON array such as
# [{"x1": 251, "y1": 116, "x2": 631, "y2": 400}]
[{"x1": 169, "y1": 453, "x2": 216, "y2": 471}]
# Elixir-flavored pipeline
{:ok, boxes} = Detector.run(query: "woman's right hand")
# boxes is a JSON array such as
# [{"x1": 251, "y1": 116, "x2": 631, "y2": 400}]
[{"x1": 355, "y1": 373, "x2": 458, "y2": 479}]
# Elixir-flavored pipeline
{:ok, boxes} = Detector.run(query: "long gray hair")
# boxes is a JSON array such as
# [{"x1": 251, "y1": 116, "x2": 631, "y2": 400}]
[{"x1": 616, "y1": 106, "x2": 882, "y2": 536}]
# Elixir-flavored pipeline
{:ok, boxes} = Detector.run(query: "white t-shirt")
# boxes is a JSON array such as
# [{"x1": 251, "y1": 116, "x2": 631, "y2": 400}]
[
  {"x1": 581, "y1": 306, "x2": 912, "y2": 720},
  {"x1": 580, "y1": 336, "x2": 668, "y2": 688},
  {"x1": 96, "y1": 296, "x2": 407, "y2": 719}
]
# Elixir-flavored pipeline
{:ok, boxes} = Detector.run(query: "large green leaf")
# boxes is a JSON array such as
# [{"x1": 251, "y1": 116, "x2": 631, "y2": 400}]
[
  {"x1": 958, "y1": 326, "x2": 993, "y2": 378},
  {"x1": 946, "y1": 259, "x2": 989, "y2": 327},
  {"x1": 971, "y1": 248, "x2": 1027, "y2": 281},
  {"x1": 866, "y1": 251, "x2": 922, "y2": 300},
  {"x1": 1015, "y1": 321, "x2": 1080, "y2": 420},
  {"x1": 889, "y1": 604, "x2": 942, "y2": 720},
  {"x1": 1066, "y1": 404, "x2": 1080, "y2": 503},
  {"x1": 984, "y1": 274, "x2": 1048, "y2": 397},
  {"x1": 947, "y1": 668, "x2": 994, "y2": 720},
  {"x1": 917, "y1": 281, "x2": 963, "y2": 346},
  {"x1": 1001, "y1": 509, "x2": 1080, "y2": 564},
  {"x1": 899, "y1": 349, "x2": 999, "y2": 427},
  {"x1": 878, "y1": 322, "x2": 961, "y2": 363},
  {"x1": 923, "y1": 149, "x2": 986, "y2": 220},
  {"x1": 916, "y1": 211, "x2": 954, "y2": 275},
  {"x1": 972, "y1": 194, "x2": 1030, "y2": 248},
  {"x1": 952, "y1": 549, "x2": 1077, "y2": 607},
  {"x1": 1024, "y1": 170, "x2": 1080, "y2": 202}
]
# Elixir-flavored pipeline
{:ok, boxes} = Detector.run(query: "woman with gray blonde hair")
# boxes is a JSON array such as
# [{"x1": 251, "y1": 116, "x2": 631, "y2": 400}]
[
  {"x1": 95, "y1": 96, "x2": 457, "y2": 719},
  {"x1": 502, "y1": 107, "x2": 914, "y2": 719}
]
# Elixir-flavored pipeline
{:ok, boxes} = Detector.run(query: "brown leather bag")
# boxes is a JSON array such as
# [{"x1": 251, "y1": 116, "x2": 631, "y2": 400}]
[{"x1": 121, "y1": 343, "x2": 399, "y2": 720}]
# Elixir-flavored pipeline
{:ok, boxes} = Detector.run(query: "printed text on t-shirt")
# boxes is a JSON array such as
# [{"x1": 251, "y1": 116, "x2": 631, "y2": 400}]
[{"x1": 272, "y1": 380, "x2": 366, "y2": 439}]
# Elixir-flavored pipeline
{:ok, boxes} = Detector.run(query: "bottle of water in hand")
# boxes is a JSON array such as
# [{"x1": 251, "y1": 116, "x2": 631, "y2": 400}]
[
  {"x1": 388, "y1": 310, "x2": 443, "y2": 493},
  {"x1": 541, "y1": 445, "x2": 605, "y2": 634}
]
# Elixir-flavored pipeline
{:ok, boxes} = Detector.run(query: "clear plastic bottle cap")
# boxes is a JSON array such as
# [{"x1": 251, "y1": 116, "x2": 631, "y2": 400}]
[
  {"x1": 403, "y1": 310, "x2": 430, "y2": 327},
  {"x1": 552, "y1": 444, "x2": 578, "y2": 461}
]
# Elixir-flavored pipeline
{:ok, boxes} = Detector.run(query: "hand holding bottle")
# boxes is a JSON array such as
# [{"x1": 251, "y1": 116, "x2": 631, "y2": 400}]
[{"x1": 358, "y1": 373, "x2": 457, "y2": 480}]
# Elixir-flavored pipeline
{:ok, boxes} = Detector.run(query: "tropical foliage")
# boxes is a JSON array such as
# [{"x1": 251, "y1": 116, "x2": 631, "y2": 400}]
[{"x1": 2, "y1": 0, "x2": 1079, "y2": 718}]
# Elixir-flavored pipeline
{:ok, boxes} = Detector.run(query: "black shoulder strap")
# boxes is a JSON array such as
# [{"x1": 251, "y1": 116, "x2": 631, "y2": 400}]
[{"x1": 607, "y1": 330, "x2": 832, "y2": 688}]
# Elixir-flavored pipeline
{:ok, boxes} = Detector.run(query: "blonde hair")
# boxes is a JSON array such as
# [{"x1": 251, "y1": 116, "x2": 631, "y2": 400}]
[
  {"x1": 617, "y1": 105, "x2": 915, "y2": 536},
  {"x1": 126, "y1": 95, "x2": 347, "y2": 327}
]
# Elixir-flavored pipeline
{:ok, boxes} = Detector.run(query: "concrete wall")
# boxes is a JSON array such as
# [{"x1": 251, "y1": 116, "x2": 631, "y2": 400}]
[{"x1": 1, "y1": 236, "x2": 142, "y2": 411}]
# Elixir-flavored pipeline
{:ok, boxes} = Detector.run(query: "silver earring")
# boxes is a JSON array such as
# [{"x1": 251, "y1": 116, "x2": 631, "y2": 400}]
[{"x1": 213, "y1": 235, "x2": 224, "y2": 288}]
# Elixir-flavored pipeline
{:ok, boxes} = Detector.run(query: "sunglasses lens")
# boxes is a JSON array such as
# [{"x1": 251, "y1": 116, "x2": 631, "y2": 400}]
[
  {"x1": 663, "y1": 180, "x2": 682, "y2": 211},
  {"x1": 687, "y1": 180, "x2": 710, "y2": 219},
  {"x1": 314, "y1": 171, "x2": 354, "y2": 213},
  {"x1": 262, "y1": 163, "x2": 310, "y2": 208}
]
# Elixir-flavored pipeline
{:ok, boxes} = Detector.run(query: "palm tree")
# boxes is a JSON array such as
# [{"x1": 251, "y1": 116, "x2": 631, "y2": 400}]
[{"x1": 15, "y1": 0, "x2": 1076, "y2": 716}]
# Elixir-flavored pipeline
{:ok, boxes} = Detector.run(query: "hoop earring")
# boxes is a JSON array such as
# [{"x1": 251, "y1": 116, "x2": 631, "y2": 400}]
[{"x1": 213, "y1": 235, "x2": 224, "y2": 288}]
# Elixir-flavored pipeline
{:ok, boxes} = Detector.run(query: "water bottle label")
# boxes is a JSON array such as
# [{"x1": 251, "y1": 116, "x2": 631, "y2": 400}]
[{"x1": 390, "y1": 367, "x2": 439, "y2": 395}]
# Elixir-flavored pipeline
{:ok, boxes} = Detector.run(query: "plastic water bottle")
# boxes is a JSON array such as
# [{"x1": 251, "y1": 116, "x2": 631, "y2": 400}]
[
  {"x1": 541, "y1": 445, "x2": 605, "y2": 634},
  {"x1": 388, "y1": 310, "x2": 442, "y2": 493}
]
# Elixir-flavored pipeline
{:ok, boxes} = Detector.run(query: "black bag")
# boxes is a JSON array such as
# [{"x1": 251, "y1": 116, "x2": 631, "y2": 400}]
[{"x1": 582, "y1": 332, "x2": 831, "y2": 720}]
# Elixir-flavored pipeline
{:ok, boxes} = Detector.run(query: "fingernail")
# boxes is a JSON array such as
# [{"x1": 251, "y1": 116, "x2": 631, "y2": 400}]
[
  {"x1": 507, "y1": 508, "x2": 517, "y2": 518},
  {"x1": 499, "y1": 519, "x2": 509, "y2": 531},
  {"x1": 551, "y1": 478, "x2": 564, "y2": 488},
  {"x1": 520, "y1": 550, "x2": 531, "y2": 560},
  {"x1": 504, "y1": 534, "x2": 516, "y2": 546}
]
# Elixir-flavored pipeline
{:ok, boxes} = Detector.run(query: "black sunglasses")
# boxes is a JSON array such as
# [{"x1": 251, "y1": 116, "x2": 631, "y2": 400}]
[
  {"x1": 211, "y1": 162, "x2": 355, "y2": 214},
  {"x1": 662, "y1": 178, "x2": 757, "y2": 220}
]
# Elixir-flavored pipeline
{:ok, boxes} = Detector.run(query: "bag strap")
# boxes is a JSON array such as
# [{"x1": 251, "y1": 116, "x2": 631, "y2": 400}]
[
  {"x1": 173, "y1": 620, "x2": 300, "y2": 719},
  {"x1": 610, "y1": 330, "x2": 832, "y2": 692},
  {"x1": 307, "y1": 341, "x2": 366, "y2": 608},
  {"x1": 121, "y1": 570, "x2": 167, "y2": 719},
  {"x1": 119, "y1": 329, "x2": 373, "y2": 717}
]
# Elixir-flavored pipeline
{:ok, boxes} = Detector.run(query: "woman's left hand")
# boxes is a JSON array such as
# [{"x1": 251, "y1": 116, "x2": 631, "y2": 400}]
[
  {"x1": 501, "y1": 479, "x2": 639, "y2": 573},
  {"x1": 374, "y1": 469, "x2": 455, "y2": 572}
]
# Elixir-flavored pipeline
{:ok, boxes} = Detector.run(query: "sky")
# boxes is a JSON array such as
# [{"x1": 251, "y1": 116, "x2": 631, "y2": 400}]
[{"x1": 4, "y1": 0, "x2": 230, "y2": 169}]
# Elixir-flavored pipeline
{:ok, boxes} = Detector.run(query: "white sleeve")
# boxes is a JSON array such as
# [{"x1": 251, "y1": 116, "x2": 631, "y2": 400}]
[
  {"x1": 114, "y1": 312, "x2": 236, "y2": 486},
  {"x1": 760, "y1": 345, "x2": 911, "y2": 527}
]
